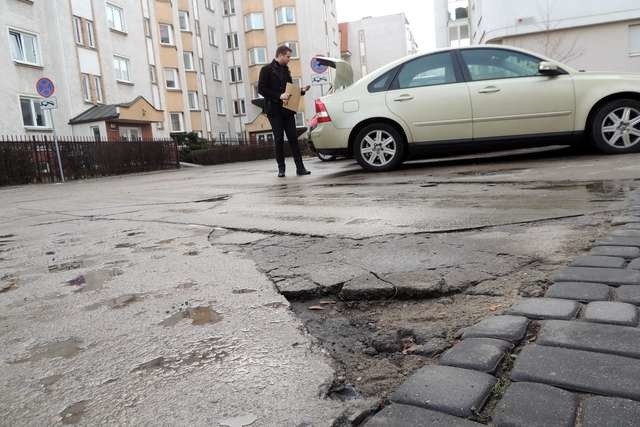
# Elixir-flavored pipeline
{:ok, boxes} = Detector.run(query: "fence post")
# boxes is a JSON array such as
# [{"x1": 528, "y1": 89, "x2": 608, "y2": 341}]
[
  {"x1": 174, "y1": 139, "x2": 180, "y2": 168},
  {"x1": 48, "y1": 110, "x2": 65, "y2": 182}
]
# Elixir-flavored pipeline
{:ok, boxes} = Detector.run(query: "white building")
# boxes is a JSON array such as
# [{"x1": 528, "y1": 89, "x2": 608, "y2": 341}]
[
  {"x1": 468, "y1": 0, "x2": 640, "y2": 72},
  {"x1": 434, "y1": 0, "x2": 470, "y2": 48},
  {"x1": 339, "y1": 13, "x2": 418, "y2": 81}
]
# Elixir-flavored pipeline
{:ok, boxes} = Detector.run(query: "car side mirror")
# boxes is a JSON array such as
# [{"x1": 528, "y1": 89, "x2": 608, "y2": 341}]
[{"x1": 539, "y1": 61, "x2": 562, "y2": 76}]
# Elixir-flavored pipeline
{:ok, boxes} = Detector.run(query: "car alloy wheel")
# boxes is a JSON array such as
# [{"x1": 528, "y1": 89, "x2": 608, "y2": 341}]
[
  {"x1": 601, "y1": 107, "x2": 640, "y2": 149},
  {"x1": 360, "y1": 130, "x2": 397, "y2": 168}
]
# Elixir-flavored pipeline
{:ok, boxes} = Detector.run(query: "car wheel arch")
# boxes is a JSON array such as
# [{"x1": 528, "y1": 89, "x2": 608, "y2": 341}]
[
  {"x1": 348, "y1": 117, "x2": 409, "y2": 157},
  {"x1": 584, "y1": 91, "x2": 640, "y2": 136}
]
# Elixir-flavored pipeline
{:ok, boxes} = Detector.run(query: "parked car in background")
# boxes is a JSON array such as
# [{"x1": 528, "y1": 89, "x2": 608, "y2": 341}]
[{"x1": 309, "y1": 46, "x2": 640, "y2": 171}]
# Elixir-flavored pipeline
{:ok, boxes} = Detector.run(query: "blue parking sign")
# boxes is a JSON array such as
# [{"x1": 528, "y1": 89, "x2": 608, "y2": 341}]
[
  {"x1": 36, "y1": 77, "x2": 55, "y2": 98},
  {"x1": 311, "y1": 57, "x2": 328, "y2": 74}
]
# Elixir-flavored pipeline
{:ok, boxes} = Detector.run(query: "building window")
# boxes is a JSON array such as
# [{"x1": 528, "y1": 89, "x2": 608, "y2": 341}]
[
  {"x1": 91, "y1": 126, "x2": 101, "y2": 141},
  {"x1": 283, "y1": 41, "x2": 299, "y2": 59},
  {"x1": 81, "y1": 74, "x2": 91, "y2": 102},
  {"x1": 178, "y1": 10, "x2": 190, "y2": 31},
  {"x1": 248, "y1": 47, "x2": 268, "y2": 66},
  {"x1": 212, "y1": 62, "x2": 221, "y2": 80},
  {"x1": 73, "y1": 16, "x2": 84, "y2": 45},
  {"x1": 244, "y1": 13, "x2": 264, "y2": 31},
  {"x1": 233, "y1": 99, "x2": 246, "y2": 116},
  {"x1": 183, "y1": 51, "x2": 195, "y2": 70},
  {"x1": 188, "y1": 91, "x2": 199, "y2": 110},
  {"x1": 94, "y1": 76, "x2": 103, "y2": 103},
  {"x1": 229, "y1": 66, "x2": 243, "y2": 83},
  {"x1": 226, "y1": 32, "x2": 239, "y2": 49},
  {"x1": 164, "y1": 68, "x2": 180, "y2": 89},
  {"x1": 150, "y1": 65, "x2": 157, "y2": 83},
  {"x1": 194, "y1": 21, "x2": 201, "y2": 37},
  {"x1": 114, "y1": 55, "x2": 131, "y2": 82},
  {"x1": 169, "y1": 112, "x2": 184, "y2": 132},
  {"x1": 199, "y1": 58, "x2": 205, "y2": 73},
  {"x1": 295, "y1": 112, "x2": 305, "y2": 127},
  {"x1": 208, "y1": 26, "x2": 217, "y2": 46},
  {"x1": 159, "y1": 24, "x2": 174, "y2": 45},
  {"x1": 275, "y1": 6, "x2": 296, "y2": 26},
  {"x1": 631, "y1": 24, "x2": 640, "y2": 55},
  {"x1": 216, "y1": 97, "x2": 225, "y2": 115},
  {"x1": 106, "y1": 3, "x2": 126, "y2": 32},
  {"x1": 143, "y1": 18, "x2": 151, "y2": 37},
  {"x1": 223, "y1": 0, "x2": 235, "y2": 16},
  {"x1": 8, "y1": 29, "x2": 40, "y2": 65},
  {"x1": 86, "y1": 20, "x2": 96, "y2": 47},
  {"x1": 203, "y1": 95, "x2": 209, "y2": 110},
  {"x1": 20, "y1": 97, "x2": 49, "y2": 128}
]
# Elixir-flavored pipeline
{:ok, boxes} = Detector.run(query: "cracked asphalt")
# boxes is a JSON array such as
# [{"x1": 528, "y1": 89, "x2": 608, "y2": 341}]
[{"x1": 1, "y1": 146, "x2": 640, "y2": 425}]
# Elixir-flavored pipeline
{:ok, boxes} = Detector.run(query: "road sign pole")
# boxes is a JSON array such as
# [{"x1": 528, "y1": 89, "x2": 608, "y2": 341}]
[{"x1": 49, "y1": 109, "x2": 65, "y2": 183}]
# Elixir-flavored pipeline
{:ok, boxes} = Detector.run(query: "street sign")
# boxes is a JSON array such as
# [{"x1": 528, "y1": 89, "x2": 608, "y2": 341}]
[
  {"x1": 39, "y1": 97, "x2": 58, "y2": 110},
  {"x1": 311, "y1": 74, "x2": 329, "y2": 86},
  {"x1": 36, "y1": 77, "x2": 55, "y2": 98},
  {"x1": 310, "y1": 57, "x2": 328, "y2": 74}
]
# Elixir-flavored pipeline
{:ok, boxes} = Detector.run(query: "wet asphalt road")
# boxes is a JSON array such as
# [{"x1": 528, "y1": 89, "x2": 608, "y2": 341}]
[{"x1": 1, "y1": 146, "x2": 640, "y2": 425}]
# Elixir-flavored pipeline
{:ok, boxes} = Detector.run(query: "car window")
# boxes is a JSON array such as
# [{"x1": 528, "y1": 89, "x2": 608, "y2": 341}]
[
  {"x1": 368, "y1": 67, "x2": 398, "y2": 93},
  {"x1": 395, "y1": 52, "x2": 457, "y2": 89},
  {"x1": 460, "y1": 49, "x2": 542, "y2": 81}
]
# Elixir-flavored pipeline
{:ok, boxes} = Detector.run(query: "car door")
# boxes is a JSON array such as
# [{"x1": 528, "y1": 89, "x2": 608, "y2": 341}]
[
  {"x1": 458, "y1": 48, "x2": 575, "y2": 139},
  {"x1": 385, "y1": 51, "x2": 472, "y2": 143}
]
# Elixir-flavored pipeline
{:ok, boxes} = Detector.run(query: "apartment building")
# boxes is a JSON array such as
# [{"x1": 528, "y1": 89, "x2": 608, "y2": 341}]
[
  {"x1": 434, "y1": 0, "x2": 470, "y2": 49},
  {"x1": 468, "y1": 0, "x2": 640, "y2": 72},
  {"x1": 339, "y1": 13, "x2": 418, "y2": 81},
  {"x1": 0, "y1": 0, "x2": 339, "y2": 141}
]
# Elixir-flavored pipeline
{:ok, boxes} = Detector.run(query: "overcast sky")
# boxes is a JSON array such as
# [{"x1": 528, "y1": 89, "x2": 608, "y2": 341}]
[{"x1": 336, "y1": 0, "x2": 437, "y2": 51}]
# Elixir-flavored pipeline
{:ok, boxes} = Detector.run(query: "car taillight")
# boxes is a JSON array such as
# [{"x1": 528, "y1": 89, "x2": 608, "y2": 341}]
[{"x1": 315, "y1": 99, "x2": 332, "y2": 123}]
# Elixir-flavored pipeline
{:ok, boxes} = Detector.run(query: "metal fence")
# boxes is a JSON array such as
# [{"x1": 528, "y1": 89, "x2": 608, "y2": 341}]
[{"x1": 0, "y1": 136, "x2": 179, "y2": 186}]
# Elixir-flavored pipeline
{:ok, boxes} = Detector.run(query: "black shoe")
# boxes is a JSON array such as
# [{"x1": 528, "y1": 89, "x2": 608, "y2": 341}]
[
  {"x1": 278, "y1": 170, "x2": 285, "y2": 178},
  {"x1": 296, "y1": 169, "x2": 311, "y2": 176}
]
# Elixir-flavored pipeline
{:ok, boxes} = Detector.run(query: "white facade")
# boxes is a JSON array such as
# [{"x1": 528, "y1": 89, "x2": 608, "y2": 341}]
[
  {"x1": 340, "y1": 13, "x2": 418, "y2": 81},
  {"x1": 434, "y1": 0, "x2": 470, "y2": 49},
  {"x1": 469, "y1": 0, "x2": 640, "y2": 72}
]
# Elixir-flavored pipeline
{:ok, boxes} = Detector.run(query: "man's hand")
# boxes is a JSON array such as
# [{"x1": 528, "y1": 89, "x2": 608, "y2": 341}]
[
  {"x1": 280, "y1": 92, "x2": 291, "y2": 101},
  {"x1": 303, "y1": 85, "x2": 311, "y2": 92}
]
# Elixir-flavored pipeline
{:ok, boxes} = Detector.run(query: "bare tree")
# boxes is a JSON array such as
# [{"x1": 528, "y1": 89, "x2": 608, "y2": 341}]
[{"x1": 536, "y1": 0, "x2": 584, "y2": 63}]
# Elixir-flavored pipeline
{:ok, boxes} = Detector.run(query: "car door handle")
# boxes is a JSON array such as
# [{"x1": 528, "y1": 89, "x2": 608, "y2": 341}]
[
  {"x1": 478, "y1": 86, "x2": 501, "y2": 94},
  {"x1": 393, "y1": 94, "x2": 414, "y2": 102}
]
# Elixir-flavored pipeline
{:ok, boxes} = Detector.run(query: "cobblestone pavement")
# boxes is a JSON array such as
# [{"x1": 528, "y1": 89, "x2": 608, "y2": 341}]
[{"x1": 364, "y1": 191, "x2": 640, "y2": 426}]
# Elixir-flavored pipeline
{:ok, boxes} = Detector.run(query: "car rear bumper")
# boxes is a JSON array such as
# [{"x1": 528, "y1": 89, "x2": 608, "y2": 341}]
[{"x1": 308, "y1": 122, "x2": 350, "y2": 151}]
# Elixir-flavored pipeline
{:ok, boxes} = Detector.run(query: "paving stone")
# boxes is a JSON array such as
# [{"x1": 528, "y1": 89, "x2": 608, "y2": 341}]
[
  {"x1": 615, "y1": 286, "x2": 640, "y2": 304},
  {"x1": 584, "y1": 301, "x2": 638, "y2": 326},
  {"x1": 570, "y1": 255, "x2": 626, "y2": 268},
  {"x1": 590, "y1": 246, "x2": 640, "y2": 258},
  {"x1": 582, "y1": 396, "x2": 640, "y2": 427},
  {"x1": 492, "y1": 382, "x2": 577, "y2": 427},
  {"x1": 507, "y1": 298, "x2": 579, "y2": 320},
  {"x1": 390, "y1": 365, "x2": 496, "y2": 417},
  {"x1": 511, "y1": 345, "x2": 640, "y2": 400},
  {"x1": 545, "y1": 282, "x2": 612, "y2": 302},
  {"x1": 440, "y1": 338, "x2": 512, "y2": 373},
  {"x1": 611, "y1": 229, "x2": 640, "y2": 238},
  {"x1": 364, "y1": 404, "x2": 483, "y2": 427},
  {"x1": 598, "y1": 236, "x2": 640, "y2": 247},
  {"x1": 339, "y1": 273, "x2": 395, "y2": 301},
  {"x1": 553, "y1": 267, "x2": 640, "y2": 286},
  {"x1": 461, "y1": 315, "x2": 529, "y2": 342},
  {"x1": 628, "y1": 258, "x2": 640, "y2": 270},
  {"x1": 537, "y1": 320, "x2": 640, "y2": 359}
]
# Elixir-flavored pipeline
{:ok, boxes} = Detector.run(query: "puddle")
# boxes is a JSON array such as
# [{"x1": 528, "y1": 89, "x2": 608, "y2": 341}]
[
  {"x1": 66, "y1": 268, "x2": 122, "y2": 292},
  {"x1": 160, "y1": 305, "x2": 223, "y2": 327},
  {"x1": 59, "y1": 400, "x2": 90, "y2": 425},
  {"x1": 218, "y1": 414, "x2": 258, "y2": 427},
  {"x1": 49, "y1": 261, "x2": 83, "y2": 273},
  {"x1": 11, "y1": 338, "x2": 83, "y2": 363}
]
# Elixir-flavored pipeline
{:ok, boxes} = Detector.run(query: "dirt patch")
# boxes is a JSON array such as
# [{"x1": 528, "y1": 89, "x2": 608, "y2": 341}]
[
  {"x1": 160, "y1": 305, "x2": 223, "y2": 327},
  {"x1": 10, "y1": 338, "x2": 83, "y2": 364}
]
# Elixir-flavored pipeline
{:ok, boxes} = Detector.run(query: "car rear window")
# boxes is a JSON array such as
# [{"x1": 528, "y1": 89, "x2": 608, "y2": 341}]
[{"x1": 367, "y1": 67, "x2": 398, "y2": 93}]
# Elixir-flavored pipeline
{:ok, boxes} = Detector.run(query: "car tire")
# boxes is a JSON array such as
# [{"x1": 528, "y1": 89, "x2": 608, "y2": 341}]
[
  {"x1": 589, "y1": 99, "x2": 640, "y2": 154},
  {"x1": 354, "y1": 123, "x2": 405, "y2": 172},
  {"x1": 317, "y1": 152, "x2": 337, "y2": 161}
]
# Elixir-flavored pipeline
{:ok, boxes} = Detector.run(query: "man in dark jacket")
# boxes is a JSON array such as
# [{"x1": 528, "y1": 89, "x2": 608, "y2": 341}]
[{"x1": 258, "y1": 45, "x2": 311, "y2": 177}]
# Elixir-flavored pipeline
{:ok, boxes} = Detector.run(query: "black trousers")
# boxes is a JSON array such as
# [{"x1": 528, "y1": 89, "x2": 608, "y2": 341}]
[{"x1": 267, "y1": 112, "x2": 305, "y2": 172}]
